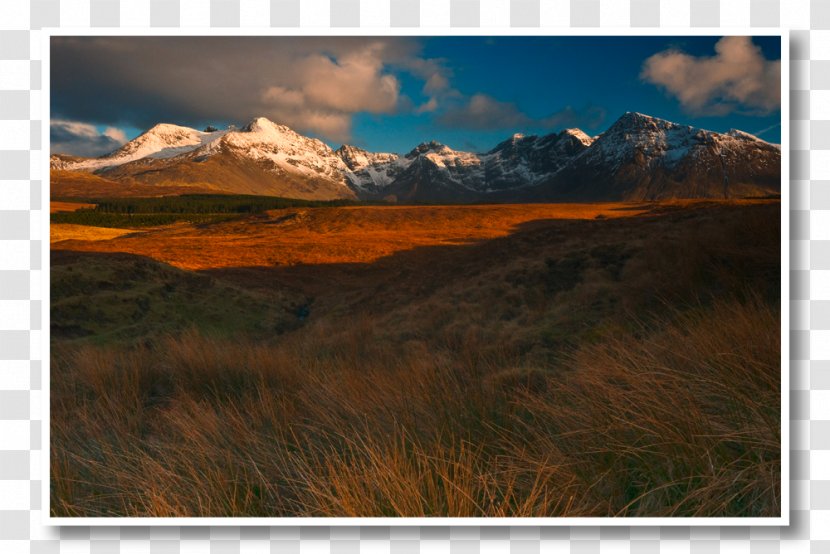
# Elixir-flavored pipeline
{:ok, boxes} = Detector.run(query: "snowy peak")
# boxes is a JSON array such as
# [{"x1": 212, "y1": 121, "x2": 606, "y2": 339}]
[
  {"x1": 546, "y1": 112, "x2": 781, "y2": 201},
  {"x1": 336, "y1": 144, "x2": 372, "y2": 170},
  {"x1": 242, "y1": 116, "x2": 281, "y2": 133},
  {"x1": 60, "y1": 123, "x2": 229, "y2": 171},
  {"x1": 618, "y1": 111, "x2": 666, "y2": 125},
  {"x1": 240, "y1": 116, "x2": 299, "y2": 140},
  {"x1": 336, "y1": 144, "x2": 405, "y2": 193},
  {"x1": 726, "y1": 128, "x2": 765, "y2": 142},
  {"x1": 224, "y1": 116, "x2": 333, "y2": 155},
  {"x1": 193, "y1": 116, "x2": 345, "y2": 176},
  {"x1": 604, "y1": 112, "x2": 682, "y2": 137},
  {"x1": 177, "y1": 117, "x2": 356, "y2": 192},
  {"x1": 489, "y1": 134, "x2": 536, "y2": 154},
  {"x1": 145, "y1": 122, "x2": 201, "y2": 137},
  {"x1": 560, "y1": 128, "x2": 594, "y2": 147},
  {"x1": 406, "y1": 140, "x2": 453, "y2": 158},
  {"x1": 108, "y1": 123, "x2": 214, "y2": 160},
  {"x1": 52, "y1": 111, "x2": 779, "y2": 202},
  {"x1": 592, "y1": 111, "x2": 777, "y2": 163},
  {"x1": 471, "y1": 127, "x2": 595, "y2": 194},
  {"x1": 336, "y1": 144, "x2": 399, "y2": 171}
]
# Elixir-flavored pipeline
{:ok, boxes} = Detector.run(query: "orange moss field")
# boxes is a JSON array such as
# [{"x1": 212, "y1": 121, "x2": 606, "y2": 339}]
[
  {"x1": 50, "y1": 201, "x2": 97, "y2": 213},
  {"x1": 49, "y1": 200, "x2": 773, "y2": 271}
]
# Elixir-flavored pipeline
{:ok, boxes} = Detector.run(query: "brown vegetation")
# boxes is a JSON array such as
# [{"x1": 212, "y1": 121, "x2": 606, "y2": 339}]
[
  {"x1": 50, "y1": 224, "x2": 134, "y2": 243},
  {"x1": 101, "y1": 151, "x2": 359, "y2": 200},
  {"x1": 52, "y1": 170, "x2": 217, "y2": 199},
  {"x1": 50, "y1": 200, "x2": 765, "y2": 270},
  {"x1": 51, "y1": 200, "x2": 781, "y2": 518}
]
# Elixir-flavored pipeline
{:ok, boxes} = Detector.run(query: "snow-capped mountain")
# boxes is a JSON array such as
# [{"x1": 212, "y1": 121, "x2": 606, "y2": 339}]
[
  {"x1": 53, "y1": 124, "x2": 229, "y2": 172},
  {"x1": 480, "y1": 129, "x2": 595, "y2": 192},
  {"x1": 343, "y1": 129, "x2": 597, "y2": 202},
  {"x1": 380, "y1": 141, "x2": 487, "y2": 202},
  {"x1": 205, "y1": 117, "x2": 349, "y2": 184},
  {"x1": 335, "y1": 144, "x2": 406, "y2": 195},
  {"x1": 83, "y1": 118, "x2": 359, "y2": 199},
  {"x1": 52, "y1": 113, "x2": 781, "y2": 202},
  {"x1": 533, "y1": 112, "x2": 781, "y2": 200}
]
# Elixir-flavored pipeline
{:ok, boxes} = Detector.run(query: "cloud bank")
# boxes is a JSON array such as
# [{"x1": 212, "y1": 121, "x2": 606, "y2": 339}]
[
  {"x1": 52, "y1": 36, "x2": 607, "y2": 148},
  {"x1": 51, "y1": 37, "x2": 446, "y2": 144},
  {"x1": 51, "y1": 120, "x2": 127, "y2": 157},
  {"x1": 437, "y1": 94, "x2": 605, "y2": 132},
  {"x1": 641, "y1": 36, "x2": 780, "y2": 116}
]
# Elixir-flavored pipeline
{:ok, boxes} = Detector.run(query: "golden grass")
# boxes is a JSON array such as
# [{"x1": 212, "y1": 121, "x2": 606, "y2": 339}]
[
  {"x1": 50, "y1": 201, "x2": 781, "y2": 518},
  {"x1": 51, "y1": 224, "x2": 134, "y2": 243},
  {"x1": 50, "y1": 199, "x2": 773, "y2": 270},
  {"x1": 51, "y1": 296, "x2": 779, "y2": 517},
  {"x1": 50, "y1": 202, "x2": 658, "y2": 269}
]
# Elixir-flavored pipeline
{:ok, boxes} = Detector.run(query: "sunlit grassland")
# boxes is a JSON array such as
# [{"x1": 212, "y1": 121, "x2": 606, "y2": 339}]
[{"x1": 50, "y1": 200, "x2": 781, "y2": 518}]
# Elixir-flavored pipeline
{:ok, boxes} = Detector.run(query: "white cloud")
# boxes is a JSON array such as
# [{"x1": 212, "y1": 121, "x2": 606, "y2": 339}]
[
  {"x1": 423, "y1": 73, "x2": 449, "y2": 96},
  {"x1": 50, "y1": 120, "x2": 127, "y2": 157},
  {"x1": 416, "y1": 97, "x2": 439, "y2": 114},
  {"x1": 298, "y1": 45, "x2": 401, "y2": 114},
  {"x1": 641, "y1": 36, "x2": 780, "y2": 116},
  {"x1": 261, "y1": 86, "x2": 306, "y2": 109},
  {"x1": 103, "y1": 126, "x2": 127, "y2": 143},
  {"x1": 252, "y1": 44, "x2": 405, "y2": 142},
  {"x1": 382, "y1": 54, "x2": 457, "y2": 115}
]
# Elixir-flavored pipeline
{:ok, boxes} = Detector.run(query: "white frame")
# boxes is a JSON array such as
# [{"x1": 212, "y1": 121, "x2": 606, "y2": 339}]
[{"x1": 41, "y1": 27, "x2": 790, "y2": 527}]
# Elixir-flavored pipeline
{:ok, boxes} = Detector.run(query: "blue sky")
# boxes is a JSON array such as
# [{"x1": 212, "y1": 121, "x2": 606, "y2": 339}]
[
  {"x1": 347, "y1": 36, "x2": 782, "y2": 152},
  {"x1": 52, "y1": 35, "x2": 781, "y2": 157}
]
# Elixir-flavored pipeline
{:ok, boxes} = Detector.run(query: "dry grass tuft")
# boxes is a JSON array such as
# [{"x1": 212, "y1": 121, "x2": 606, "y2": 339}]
[
  {"x1": 51, "y1": 224, "x2": 134, "y2": 243},
  {"x1": 51, "y1": 297, "x2": 779, "y2": 517},
  {"x1": 50, "y1": 201, "x2": 781, "y2": 518}
]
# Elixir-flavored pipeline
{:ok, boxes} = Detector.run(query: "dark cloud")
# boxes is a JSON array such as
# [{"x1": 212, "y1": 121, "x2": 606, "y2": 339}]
[
  {"x1": 437, "y1": 94, "x2": 528, "y2": 130},
  {"x1": 436, "y1": 94, "x2": 605, "y2": 132},
  {"x1": 50, "y1": 120, "x2": 126, "y2": 157},
  {"x1": 51, "y1": 36, "x2": 607, "y2": 146},
  {"x1": 51, "y1": 36, "x2": 445, "y2": 143},
  {"x1": 538, "y1": 105, "x2": 607, "y2": 130}
]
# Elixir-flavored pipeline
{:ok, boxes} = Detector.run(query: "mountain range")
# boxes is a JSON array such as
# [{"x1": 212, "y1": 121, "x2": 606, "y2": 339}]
[{"x1": 51, "y1": 112, "x2": 781, "y2": 202}]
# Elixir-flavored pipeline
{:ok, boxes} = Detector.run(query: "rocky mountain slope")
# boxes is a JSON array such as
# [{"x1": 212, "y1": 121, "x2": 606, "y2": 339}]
[
  {"x1": 529, "y1": 111, "x2": 781, "y2": 201},
  {"x1": 51, "y1": 113, "x2": 781, "y2": 202}
]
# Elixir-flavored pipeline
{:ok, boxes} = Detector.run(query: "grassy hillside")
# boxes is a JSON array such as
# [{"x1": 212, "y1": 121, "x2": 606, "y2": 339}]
[
  {"x1": 101, "y1": 151, "x2": 358, "y2": 200},
  {"x1": 51, "y1": 170, "x2": 218, "y2": 198},
  {"x1": 52, "y1": 250, "x2": 306, "y2": 344},
  {"x1": 50, "y1": 201, "x2": 781, "y2": 517}
]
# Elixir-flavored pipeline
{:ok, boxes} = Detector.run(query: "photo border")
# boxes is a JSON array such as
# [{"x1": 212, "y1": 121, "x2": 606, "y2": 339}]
[{"x1": 41, "y1": 27, "x2": 790, "y2": 527}]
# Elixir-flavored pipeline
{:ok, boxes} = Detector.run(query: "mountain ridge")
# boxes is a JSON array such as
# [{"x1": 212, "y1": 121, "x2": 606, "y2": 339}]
[{"x1": 51, "y1": 112, "x2": 781, "y2": 202}]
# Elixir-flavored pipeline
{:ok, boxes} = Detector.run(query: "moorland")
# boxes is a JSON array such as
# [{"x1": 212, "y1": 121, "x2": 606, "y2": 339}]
[{"x1": 50, "y1": 195, "x2": 781, "y2": 518}]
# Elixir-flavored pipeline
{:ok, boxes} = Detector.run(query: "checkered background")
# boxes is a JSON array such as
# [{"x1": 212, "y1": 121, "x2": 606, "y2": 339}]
[{"x1": 0, "y1": 0, "x2": 824, "y2": 552}]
